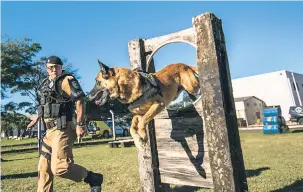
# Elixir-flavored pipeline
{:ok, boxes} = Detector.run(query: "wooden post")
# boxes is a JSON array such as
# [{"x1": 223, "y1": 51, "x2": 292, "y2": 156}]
[
  {"x1": 193, "y1": 12, "x2": 248, "y2": 192},
  {"x1": 128, "y1": 39, "x2": 163, "y2": 192}
]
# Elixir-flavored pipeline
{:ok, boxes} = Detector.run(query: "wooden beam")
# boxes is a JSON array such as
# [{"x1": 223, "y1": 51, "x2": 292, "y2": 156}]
[
  {"x1": 128, "y1": 39, "x2": 163, "y2": 192},
  {"x1": 193, "y1": 12, "x2": 248, "y2": 192},
  {"x1": 144, "y1": 28, "x2": 196, "y2": 52}
]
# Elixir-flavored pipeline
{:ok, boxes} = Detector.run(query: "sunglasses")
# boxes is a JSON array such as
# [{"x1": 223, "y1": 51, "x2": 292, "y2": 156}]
[{"x1": 46, "y1": 65, "x2": 61, "y2": 71}]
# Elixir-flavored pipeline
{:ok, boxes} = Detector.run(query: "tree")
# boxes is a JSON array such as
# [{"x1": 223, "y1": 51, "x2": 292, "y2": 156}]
[
  {"x1": 1, "y1": 36, "x2": 41, "y2": 107},
  {"x1": 1, "y1": 36, "x2": 80, "y2": 114},
  {"x1": 1, "y1": 103, "x2": 31, "y2": 138}
]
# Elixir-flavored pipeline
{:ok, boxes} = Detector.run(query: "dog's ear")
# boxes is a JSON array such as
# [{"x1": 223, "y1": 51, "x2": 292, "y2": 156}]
[
  {"x1": 98, "y1": 59, "x2": 110, "y2": 75},
  {"x1": 98, "y1": 59, "x2": 114, "y2": 79}
]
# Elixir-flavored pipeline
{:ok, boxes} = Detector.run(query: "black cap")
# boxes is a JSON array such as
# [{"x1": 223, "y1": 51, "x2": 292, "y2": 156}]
[{"x1": 46, "y1": 56, "x2": 63, "y2": 65}]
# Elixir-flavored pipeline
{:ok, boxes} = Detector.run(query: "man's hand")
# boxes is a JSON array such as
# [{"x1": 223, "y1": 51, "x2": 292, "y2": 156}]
[
  {"x1": 27, "y1": 115, "x2": 39, "y2": 130},
  {"x1": 76, "y1": 126, "x2": 86, "y2": 137}
]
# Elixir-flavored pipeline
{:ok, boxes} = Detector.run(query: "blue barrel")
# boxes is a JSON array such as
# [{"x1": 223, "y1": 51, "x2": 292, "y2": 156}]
[
  {"x1": 263, "y1": 125, "x2": 280, "y2": 134},
  {"x1": 263, "y1": 116, "x2": 278, "y2": 125},
  {"x1": 263, "y1": 108, "x2": 281, "y2": 117},
  {"x1": 262, "y1": 107, "x2": 281, "y2": 134}
]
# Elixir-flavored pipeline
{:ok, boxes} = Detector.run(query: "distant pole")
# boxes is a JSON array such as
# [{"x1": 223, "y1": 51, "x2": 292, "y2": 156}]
[
  {"x1": 37, "y1": 118, "x2": 41, "y2": 154},
  {"x1": 110, "y1": 110, "x2": 116, "y2": 140}
]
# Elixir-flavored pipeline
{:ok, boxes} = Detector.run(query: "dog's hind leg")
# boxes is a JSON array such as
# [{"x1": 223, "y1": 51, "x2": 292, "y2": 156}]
[{"x1": 138, "y1": 102, "x2": 165, "y2": 142}]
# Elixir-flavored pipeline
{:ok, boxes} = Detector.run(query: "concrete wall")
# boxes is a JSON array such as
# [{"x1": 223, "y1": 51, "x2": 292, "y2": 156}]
[{"x1": 232, "y1": 70, "x2": 303, "y2": 120}]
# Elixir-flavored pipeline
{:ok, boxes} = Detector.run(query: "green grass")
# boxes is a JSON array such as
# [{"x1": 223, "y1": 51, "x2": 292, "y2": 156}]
[
  {"x1": 1, "y1": 136, "x2": 132, "y2": 151},
  {"x1": 239, "y1": 130, "x2": 303, "y2": 192},
  {"x1": 1, "y1": 138, "x2": 37, "y2": 146},
  {"x1": 1, "y1": 130, "x2": 303, "y2": 192}
]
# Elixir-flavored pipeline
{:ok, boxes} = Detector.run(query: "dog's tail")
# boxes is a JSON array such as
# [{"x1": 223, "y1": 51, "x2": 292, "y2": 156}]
[
  {"x1": 188, "y1": 66, "x2": 199, "y2": 78},
  {"x1": 179, "y1": 64, "x2": 200, "y2": 101}
]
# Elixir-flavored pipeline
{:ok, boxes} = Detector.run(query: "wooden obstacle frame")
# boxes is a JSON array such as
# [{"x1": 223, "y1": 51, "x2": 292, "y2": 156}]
[{"x1": 127, "y1": 12, "x2": 248, "y2": 192}]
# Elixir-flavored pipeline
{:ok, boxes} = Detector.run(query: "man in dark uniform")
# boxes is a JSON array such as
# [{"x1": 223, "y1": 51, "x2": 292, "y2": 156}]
[{"x1": 27, "y1": 56, "x2": 103, "y2": 192}]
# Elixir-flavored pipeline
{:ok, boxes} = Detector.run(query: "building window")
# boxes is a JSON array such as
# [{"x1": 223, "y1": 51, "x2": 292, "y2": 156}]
[
  {"x1": 254, "y1": 103, "x2": 257, "y2": 107},
  {"x1": 246, "y1": 103, "x2": 250, "y2": 107},
  {"x1": 259, "y1": 103, "x2": 261, "y2": 107}
]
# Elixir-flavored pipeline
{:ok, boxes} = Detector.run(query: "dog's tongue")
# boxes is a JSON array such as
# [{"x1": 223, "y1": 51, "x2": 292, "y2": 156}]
[{"x1": 95, "y1": 100, "x2": 101, "y2": 105}]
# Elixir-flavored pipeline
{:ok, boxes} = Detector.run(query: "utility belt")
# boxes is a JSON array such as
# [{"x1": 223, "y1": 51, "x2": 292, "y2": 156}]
[
  {"x1": 37, "y1": 104, "x2": 72, "y2": 130},
  {"x1": 44, "y1": 116, "x2": 68, "y2": 130}
]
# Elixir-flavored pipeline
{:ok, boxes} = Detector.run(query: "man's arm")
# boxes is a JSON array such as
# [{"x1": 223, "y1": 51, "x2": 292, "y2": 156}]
[
  {"x1": 61, "y1": 76, "x2": 86, "y2": 136},
  {"x1": 76, "y1": 98, "x2": 84, "y2": 124},
  {"x1": 27, "y1": 115, "x2": 39, "y2": 129}
]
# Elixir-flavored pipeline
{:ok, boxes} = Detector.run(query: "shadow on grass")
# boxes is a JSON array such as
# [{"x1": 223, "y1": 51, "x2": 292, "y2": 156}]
[
  {"x1": 2, "y1": 172, "x2": 38, "y2": 180},
  {"x1": 246, "y1": 167, "x2": 270, "y2": 178},
  {"x1": 272, "y1": 179, "x2": 303, "y2": 192},
  {"x1": 292, "y1": 129, "x2": 303, "y2": 133},
  {"x1": 172, "y1": 185, "x2": 207, "y2": 192}
]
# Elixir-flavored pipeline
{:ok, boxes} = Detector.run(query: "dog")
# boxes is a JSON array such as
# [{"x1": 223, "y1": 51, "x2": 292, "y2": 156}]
[{"x1": 87, "y1": 60, "x2": 200, "y2": 142}]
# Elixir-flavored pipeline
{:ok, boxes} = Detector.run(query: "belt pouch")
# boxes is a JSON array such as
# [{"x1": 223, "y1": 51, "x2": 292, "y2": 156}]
[
  {"x1": 51, "y1": 104, "x2": 60, "y2": 117},
  {"x1": 61, "y1": 116, "x2": 67, "y2": 129},
  {"x1": 44, "y1": 103, "x2": 51, "y2": 118}
]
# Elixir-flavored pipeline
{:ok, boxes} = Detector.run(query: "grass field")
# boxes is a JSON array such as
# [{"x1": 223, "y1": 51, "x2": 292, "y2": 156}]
[
  {"x1": 1, "y1": 130, "x2": 303, "y2": 192},
  {"x1": 1, "y1": 136, "x2": 132, "y2": 152},
  {"x1": 1, "y1": 138, "x2": 37, "y2": 146}
]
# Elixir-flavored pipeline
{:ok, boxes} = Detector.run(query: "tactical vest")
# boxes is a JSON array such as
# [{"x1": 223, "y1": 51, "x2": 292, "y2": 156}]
[{"x1": 37, "y1": 72, "x2": 75, "y2": 129}]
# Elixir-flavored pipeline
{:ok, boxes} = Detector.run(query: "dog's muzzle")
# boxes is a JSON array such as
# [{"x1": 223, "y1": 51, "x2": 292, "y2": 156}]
[
  {"x1": 95, "y1": 89, "x2": 109, "y2": 106},
  {"x1": 87, "y1": 87, "x2": 109, "y2": 106}
]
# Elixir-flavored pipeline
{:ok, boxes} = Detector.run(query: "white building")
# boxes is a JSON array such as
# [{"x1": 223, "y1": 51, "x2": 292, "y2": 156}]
[
  {"x1": 231, "y1": 70, "x2": 303, "y2": 121},
  {"x1": 234, "y1": 96, "x2": 265, "y2": 126}
]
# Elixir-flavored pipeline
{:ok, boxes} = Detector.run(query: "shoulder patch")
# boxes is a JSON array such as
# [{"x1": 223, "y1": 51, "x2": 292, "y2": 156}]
[{"x1": 70, "y1": 79, "x2": 81, "y2": 90}]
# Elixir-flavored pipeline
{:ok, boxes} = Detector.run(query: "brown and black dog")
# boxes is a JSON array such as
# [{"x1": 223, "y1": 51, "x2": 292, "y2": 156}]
[{"x1": 87, "y1": 60, "x2": 200, "y2": 142}]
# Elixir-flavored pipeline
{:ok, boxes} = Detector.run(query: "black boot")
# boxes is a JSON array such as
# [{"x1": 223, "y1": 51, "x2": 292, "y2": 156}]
[{"x1": 84, "y1": 171, "x2": 103, "y2": 192}]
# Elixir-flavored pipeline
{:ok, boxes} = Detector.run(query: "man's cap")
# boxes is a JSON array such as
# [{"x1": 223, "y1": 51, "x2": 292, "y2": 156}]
[{"x1": 46, "y1": 56, "x2": 63, "y2": 65}]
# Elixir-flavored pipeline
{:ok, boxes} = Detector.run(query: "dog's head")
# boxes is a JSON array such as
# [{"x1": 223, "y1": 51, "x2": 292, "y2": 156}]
[{"x1": 87, "y1": 60, "x2": 119, "y2": 106}]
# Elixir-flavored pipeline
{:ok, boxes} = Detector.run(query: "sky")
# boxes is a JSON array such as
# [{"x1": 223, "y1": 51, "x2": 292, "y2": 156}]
[{"x1": 2, "y1": 1, "x2": 303, "y2": 106}]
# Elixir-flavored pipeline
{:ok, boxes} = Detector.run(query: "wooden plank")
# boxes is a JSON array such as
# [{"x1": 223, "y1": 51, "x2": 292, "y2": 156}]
[
  {"x1": 159, "y1": 163, "x2": 212, "y2": 175},
  {"x1": 160, "y1": 172, "x2": 213, "y2": 189},
  {"x1": 159, "y1": 160, "x2": 213, "y2": 188},
  {"x1": 156, "y1": 142, "x2": 207, "y2": 153},
  {"x1": 193, "y1": 12, "x2": 248, "y2": 192},
  {"x1": 159, "y1": 163, "x2": 212, "y2": 176},
  {"x1": 157, "y1": 151, "x2": 210, "y2": 168}
]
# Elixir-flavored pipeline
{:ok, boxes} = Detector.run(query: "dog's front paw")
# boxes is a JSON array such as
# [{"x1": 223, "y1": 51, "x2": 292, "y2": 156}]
[
  {"x1": 139, "y1": 135, "x2": 148, "y2": 143},
  {"x1": 138, "y1": 129, "x2": 146, "y2": 139}
]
